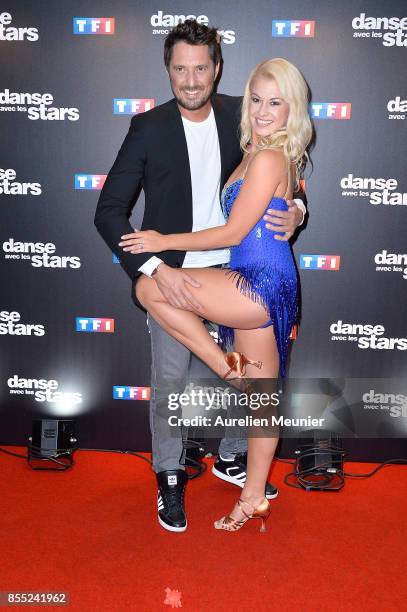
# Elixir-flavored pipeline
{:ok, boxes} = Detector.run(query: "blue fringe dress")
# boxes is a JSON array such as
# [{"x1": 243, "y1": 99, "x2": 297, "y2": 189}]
[{"x1": 218, "y1": 179, "x2": 298, "y2": 377}]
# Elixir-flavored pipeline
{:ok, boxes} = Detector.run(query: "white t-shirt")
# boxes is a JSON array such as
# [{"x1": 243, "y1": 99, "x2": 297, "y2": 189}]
[
  {"x1": 138, "y1": 107, "x2": 230, "y2": 276},
  {"x1": 181, "y1": 108, "x2": 230, "y2": 268}
]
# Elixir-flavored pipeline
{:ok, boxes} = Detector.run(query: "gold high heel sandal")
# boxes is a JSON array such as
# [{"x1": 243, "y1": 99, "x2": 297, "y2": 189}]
[
  {"x1": 222, "y1": 351, "x2": 262, "y2": 393},
  {"x1": 214, "y1": 497, "x2": 271, "y2": 533},
  {"x1": 223, "y1": 351, "x2": 262, "y2": 379}
]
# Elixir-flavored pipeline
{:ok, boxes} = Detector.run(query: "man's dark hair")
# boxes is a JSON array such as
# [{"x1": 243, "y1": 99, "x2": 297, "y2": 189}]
[{"x1": 164, "y1": 19, "x2": 222, "y2": 68}]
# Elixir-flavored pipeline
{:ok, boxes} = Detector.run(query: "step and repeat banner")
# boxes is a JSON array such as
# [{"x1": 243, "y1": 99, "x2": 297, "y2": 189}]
[{"x1": 1, "y1": 1, "x2": 406, "y2": 458}]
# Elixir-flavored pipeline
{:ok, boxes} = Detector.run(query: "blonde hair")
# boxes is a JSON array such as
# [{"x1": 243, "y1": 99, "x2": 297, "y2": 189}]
[{"x1": 240, "y1": 58, "x2": 312, "y2": 189}]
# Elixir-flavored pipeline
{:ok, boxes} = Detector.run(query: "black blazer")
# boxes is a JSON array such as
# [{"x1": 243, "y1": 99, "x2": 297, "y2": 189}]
[{"x1": 94, "y1": 94, "x2": 243, "y2": 291}]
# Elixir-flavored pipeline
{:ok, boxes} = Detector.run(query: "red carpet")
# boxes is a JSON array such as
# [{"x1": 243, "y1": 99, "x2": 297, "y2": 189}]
[{"x1": 0, "y1": 448, "x2": 406, "y2": 611}]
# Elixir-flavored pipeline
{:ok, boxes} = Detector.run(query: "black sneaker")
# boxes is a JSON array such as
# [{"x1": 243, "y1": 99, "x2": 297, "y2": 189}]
[
  {"x1": 212, "y1": 453, "x2": 278, "y2": 500},
  {"x1": 156, "y1": 469, "x2": 188, "y2": 532}
]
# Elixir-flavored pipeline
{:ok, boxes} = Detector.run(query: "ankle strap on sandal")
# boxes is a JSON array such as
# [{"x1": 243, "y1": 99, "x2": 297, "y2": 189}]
[{"x1": 237, "y1": 498, "x2": 256, "y2": 518}]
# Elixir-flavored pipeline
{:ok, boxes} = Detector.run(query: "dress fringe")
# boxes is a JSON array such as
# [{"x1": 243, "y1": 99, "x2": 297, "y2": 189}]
[{"x1": 218, "y1": 263, "x2": 298, "y2": 378}]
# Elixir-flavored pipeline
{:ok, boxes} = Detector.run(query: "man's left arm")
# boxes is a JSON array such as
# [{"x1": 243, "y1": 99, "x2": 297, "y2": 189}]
[{"x1": 263, "y1": 188, "x2": 307, "y2": 240}]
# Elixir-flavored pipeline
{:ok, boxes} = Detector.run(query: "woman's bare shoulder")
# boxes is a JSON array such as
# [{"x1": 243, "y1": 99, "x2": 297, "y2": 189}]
[{"x1": 248, "y1": 149, "x2": 287, "y2": 177}]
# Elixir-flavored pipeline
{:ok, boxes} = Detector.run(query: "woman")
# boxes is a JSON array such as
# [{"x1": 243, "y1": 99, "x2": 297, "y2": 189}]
[{"x1": 120, "y1": 58, "x2": 312, "y2": 532}]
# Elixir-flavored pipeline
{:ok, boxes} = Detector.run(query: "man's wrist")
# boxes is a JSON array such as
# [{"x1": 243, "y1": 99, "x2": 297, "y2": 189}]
[
  {"x1": 151, "y1": 262, "x2": 164, "y2": 277},
  {"x1": 138, "y1": 256, "x2": 163, "y2": 277}
]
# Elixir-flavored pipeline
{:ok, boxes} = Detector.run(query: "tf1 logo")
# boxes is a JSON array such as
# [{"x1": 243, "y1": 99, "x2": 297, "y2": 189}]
[
  {"x1": 74, "y1": 174, "x2": 106, "y2": 190},
  {"x1": 272, "y1": 20, "x2": 315, "y2": 37},
  {"x1": 113, "y1": 99, "x2": 155, "y2": 115},
  {"x1": 310, "y1": 103, "x2": 352, "y2": 120},
  {"x1": 76, "y1": 317, "x2": 115, "y2": 332},
  {"x1": 300, "y1": 255, "x2": 341, "y2": 270},
  {"x1": 73, "y1": 17, "x2": 115, "y2": 35},
  {"x1": 113, "y1": 386, "x2": 151, "y2": 400}
]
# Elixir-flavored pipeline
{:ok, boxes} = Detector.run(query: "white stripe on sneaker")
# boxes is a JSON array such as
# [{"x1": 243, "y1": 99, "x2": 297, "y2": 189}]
[{"x1": 226, "y1": 466, "x2": 246, "y2": 479}]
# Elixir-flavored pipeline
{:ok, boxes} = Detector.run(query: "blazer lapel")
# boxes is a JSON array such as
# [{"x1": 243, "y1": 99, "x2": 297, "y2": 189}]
[{"x1": 166, "y1": 99, "x2": 193, "y2": 216}]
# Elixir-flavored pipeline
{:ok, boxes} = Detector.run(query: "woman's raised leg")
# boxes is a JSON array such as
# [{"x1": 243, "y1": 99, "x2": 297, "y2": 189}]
[{"x1": 136, "y1": 267, "x2": 271, "y2": 379}]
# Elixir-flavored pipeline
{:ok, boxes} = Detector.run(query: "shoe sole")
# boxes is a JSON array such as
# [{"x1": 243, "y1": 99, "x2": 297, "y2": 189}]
[
  {"x1": 212, "y1": 465, "x2": 278, "y2": 500},
  {"x1": 158, "y1": 515, "x2": 187, "y2": 533}
]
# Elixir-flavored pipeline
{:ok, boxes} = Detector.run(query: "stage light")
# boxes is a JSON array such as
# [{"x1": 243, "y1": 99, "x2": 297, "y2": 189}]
[
  {"x1": 27, "y1": 419, "x2": 78, "y2": 471},
  {"x1": 293, "y1": 430, "x2": 346, "y2": 491}
]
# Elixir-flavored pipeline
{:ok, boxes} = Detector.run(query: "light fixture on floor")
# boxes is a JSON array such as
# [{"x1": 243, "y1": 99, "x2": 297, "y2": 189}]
[
  {"x1": 28, "y1": 419, "x2": 78, "y2": 470},
  {"x1": 291, "y1": 430, "x2": 345, "y2": 491}
]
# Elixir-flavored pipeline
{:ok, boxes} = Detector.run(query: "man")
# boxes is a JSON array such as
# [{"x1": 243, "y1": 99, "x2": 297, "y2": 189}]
[{"x1": 95, "y1": 20, "x2": 306, "y2": 532}]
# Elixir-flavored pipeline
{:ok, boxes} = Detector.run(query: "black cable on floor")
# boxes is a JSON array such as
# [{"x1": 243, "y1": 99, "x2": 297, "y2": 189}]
[
  {"x1": 0, "y1": 447, "x2": 27, "y2": 459},
  {"x1": 79, "y1": 448, "x2": 153, "y2": 465},
  {"x1": 282, "y1": 454, "x2": 407, "y2": 489},
  {"x1": 344, "y1": 458, "x2": 407, "y2": 478},
  {"x1": 0, "y1": 446, "x2": 152, "y2": 465}
]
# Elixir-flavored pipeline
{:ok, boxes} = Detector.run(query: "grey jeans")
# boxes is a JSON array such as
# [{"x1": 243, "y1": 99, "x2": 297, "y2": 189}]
[{"x1": 147, "y1": 313, "x2": 248, "y2": 473}]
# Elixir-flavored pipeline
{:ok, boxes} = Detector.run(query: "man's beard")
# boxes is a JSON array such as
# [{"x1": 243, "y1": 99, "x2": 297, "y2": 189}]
[{"x1": 172, "y1": 86, "x2": 213, "y2": 111}]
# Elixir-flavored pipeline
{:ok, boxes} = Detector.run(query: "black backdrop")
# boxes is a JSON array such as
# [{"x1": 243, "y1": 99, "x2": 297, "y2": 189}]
[{"x1": 1, "y1": 1, "x2": 406, "y2": 460}]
